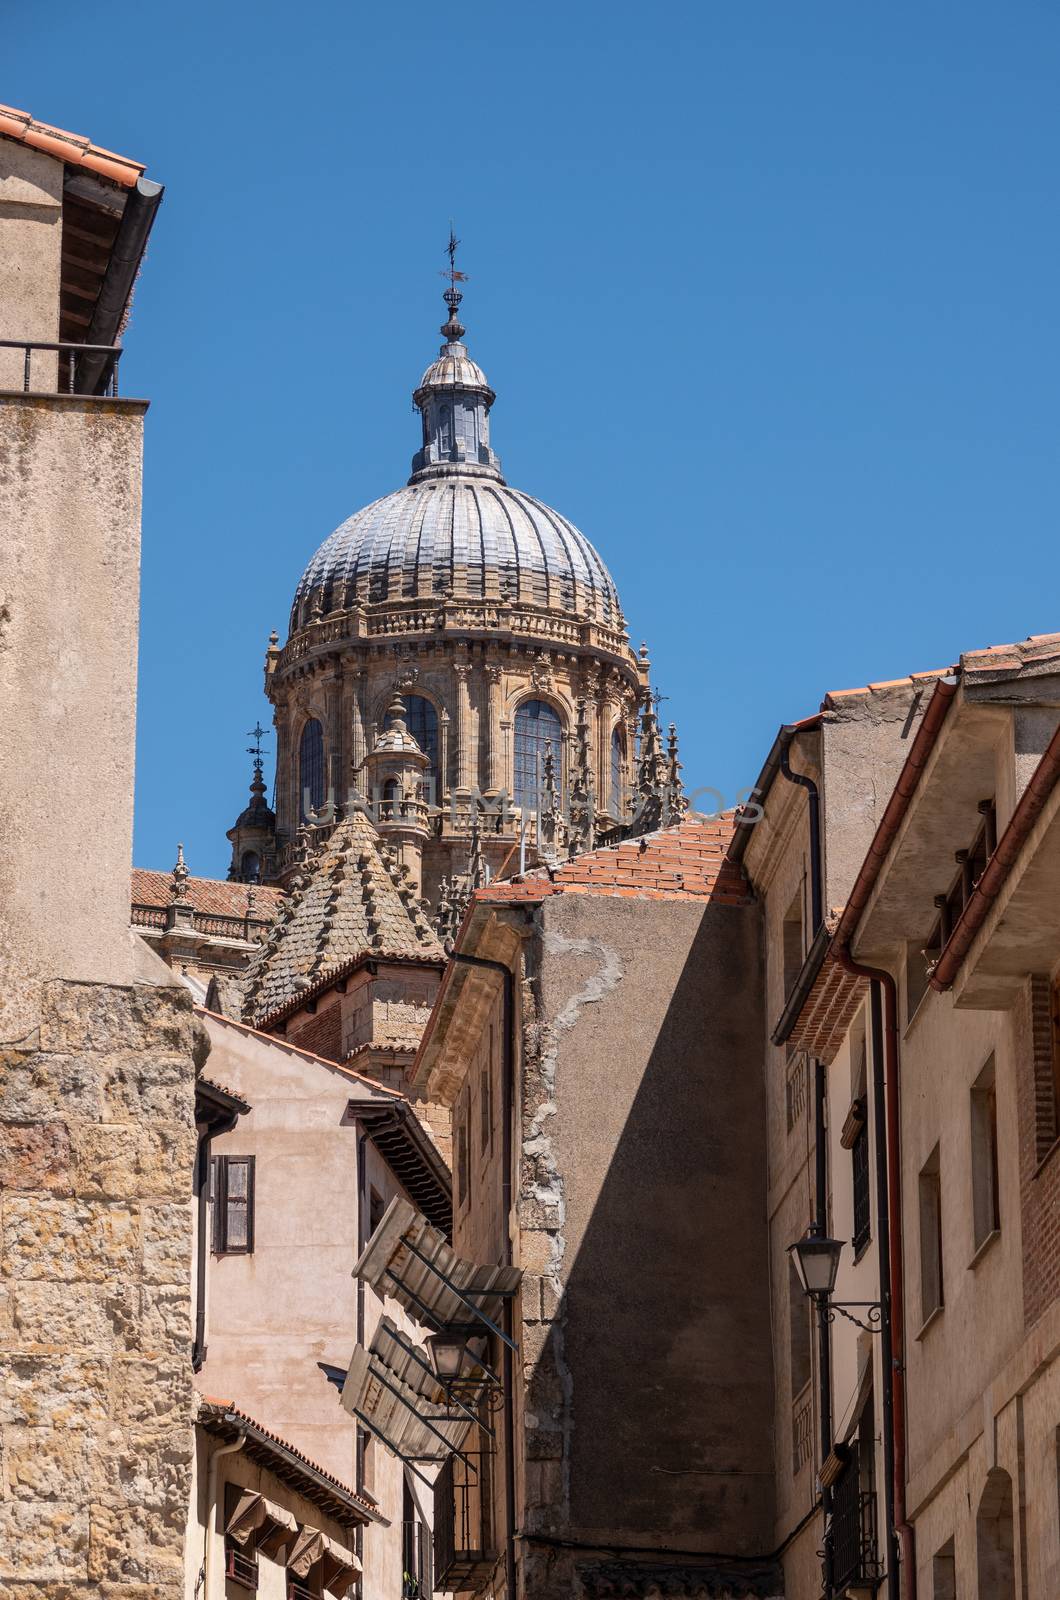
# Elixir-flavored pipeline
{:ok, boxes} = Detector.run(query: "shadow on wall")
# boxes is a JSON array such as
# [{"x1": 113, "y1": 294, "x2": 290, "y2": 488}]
[{"x1": 523, "y1": 895, "x2": 776, "y2": 1561}]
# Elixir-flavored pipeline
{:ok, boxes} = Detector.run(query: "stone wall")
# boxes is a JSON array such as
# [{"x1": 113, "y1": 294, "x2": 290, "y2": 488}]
[{"x1": 0, "y1": 978, "x2": 202, "y2": 1597}]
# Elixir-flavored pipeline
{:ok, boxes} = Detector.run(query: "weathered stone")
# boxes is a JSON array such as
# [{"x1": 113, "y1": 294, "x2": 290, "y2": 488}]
[
  {"x1": 12, "y1": 1280, "x2": 140, "y2": 1351},
  {"x1": 101, "y1": 1050, "x2": 196, "y2": 1126},
  {"x1": 0, "y1": 1118, "x2": 72, "y2": 1191},
  {"x1": 87, "y1": 1500, "x2": 185, "y2": 1585},
  {"x1": 2, "y1": 1196, "x2": 140, "y2": 1281},
  {"x1": 72, "y1": 1123, "x2": 196, "y2": 1201},
  {"x1": 110, "y1": 1356, "x2": 193, "y2": 1430},
  {"x1": 140, "y1": 1203, "x2": 192, "y2": 1285},
  {"x1": 0, "y1": 1353, "x2": 110, "y2": 1428},
  {"x1": 40, "y1": 979, "x2": 196, "y2": 1057},
  {"x1": 0, "y1": 1500, "x2": 89, "y2": 1580},
  {"x1": 0, "y1": 1051, "x2": 105, "y2": 1122},
  {"x1": 137, "y1": 1284, "x2": 191, "y2": 1355},
  {"x1": 2, "y1": 1424, "x2": 111, "y2": 1500}
]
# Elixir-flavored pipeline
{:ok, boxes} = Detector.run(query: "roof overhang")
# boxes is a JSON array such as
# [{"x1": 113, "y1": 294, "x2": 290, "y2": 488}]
[
  {"x1": 412, "y1": 906, "x2": 527, "y2": 1100},
  {"x1": 345, "y1": 1101, "x2": 452, "y2": 1238},
  {"x1": 727, "y1": 716, "x2": 822, "y2": 865}
]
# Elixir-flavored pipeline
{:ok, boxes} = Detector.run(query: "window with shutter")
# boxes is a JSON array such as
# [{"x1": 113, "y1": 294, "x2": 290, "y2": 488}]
[{"x1": 213, "y1": 1155, "x2": 255, "y2": 1255}]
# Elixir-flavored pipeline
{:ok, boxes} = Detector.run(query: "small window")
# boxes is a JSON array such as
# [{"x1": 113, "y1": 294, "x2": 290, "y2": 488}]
[
  {"x1": 213, "y1": 1155, "x2": 255, "y2": 1255},
  {"x1": 369, "y1": 1186, "x2": 386, "y2": 1238},
  {"x1": 782, "y1": 890, "x2": 804, "y2": 1001},
  {"x1": 932, "y1": 1537, "x2": 956, "y2": 1600},
  {"x1": 480, "y1": 1031, "x2": 493, "y2": 1154},
  {"x1": 970, "y1": 1056, "x2": 1001, "y2": 1251},
  {"x1": 918, "y1": 1144, "x2": 943, "y2": 1323},
  {"x1": 240, "y1": 850, "x2": 261, "y2": 883},
  {"x1": 456, "y1": 1103, "x2": 470, "y2": 1209},
  {"x1": 609, "y1": 725, "x2": 625, "y2": 819}
]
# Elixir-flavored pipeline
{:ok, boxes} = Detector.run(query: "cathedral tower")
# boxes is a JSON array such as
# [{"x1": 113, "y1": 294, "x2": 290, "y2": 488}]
[{"x1": 235, "y1": 258, "x2": 651, "y2": 905}]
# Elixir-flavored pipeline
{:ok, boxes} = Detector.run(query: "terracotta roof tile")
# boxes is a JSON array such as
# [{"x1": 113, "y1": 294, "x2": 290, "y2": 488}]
[
  {"x1": 196, "y1": 1397, "x2": 382, "y2": 1521},
  {"x1": 476, "y1": 813, "x2": 751, "y2": 907},
  {"x1": 241, "y1": 811, "x2": 443, "y2": 1029},
  {"x1": 131, "y1": 869, "x2": 284, "y2": 920},
  {"x1": 0, "y1": 102, "x2": 146, "y2": 187}
]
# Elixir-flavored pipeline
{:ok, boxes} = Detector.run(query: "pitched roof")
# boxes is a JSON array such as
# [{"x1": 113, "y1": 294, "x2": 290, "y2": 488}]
[
  {"x1": 241, "y1": 810, "x2": 443, "y2": 1028},
  {"x1": 196, "y1": 1007, "x2": 409, "y2": 1100},
  {"x1": 0, "y1": 102, "x2": 146, "y2": 187},
  {"x1": 476, "y1": 813, "x2": 750, "y2": 906},
  {"x1": 131, "y1": 869, "x2": 284, "y2": 919},
  {"x1": 196, "y1": 1398, "x2": 386, "y2": 1527}
]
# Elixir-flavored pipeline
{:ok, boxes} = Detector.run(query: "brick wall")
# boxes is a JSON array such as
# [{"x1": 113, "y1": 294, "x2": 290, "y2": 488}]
[
  {"x1": 0, "y1": 978, "x2": 202, "y2": 1595},
  {"x1": 286, "y1": 1000, "x2": 343, "y2": 1063},
  {"x1": 1014, "y1": 975, "x2": 1060, "y2": 1327}
]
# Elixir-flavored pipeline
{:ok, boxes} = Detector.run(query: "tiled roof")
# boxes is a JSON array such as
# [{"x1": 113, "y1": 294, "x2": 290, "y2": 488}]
[
  {"x1": 131, "y1": 869, "x2": 284, "y2": 919},
  {"x1": 196, "y1": 1398, "x2": 385, "y2": 1525},
  {"x1": 241, "y1": 810, "x2": 443, "y2": 1028},
  {"x1": 0, "y1": 102, "x2": 146, "y2": 187},
  {"x1": 821, "y1": 630, "x2": 1060, "y2": 705},
  {"x1": 476, "y1": 814, "x2": 751, "y2": 906}
]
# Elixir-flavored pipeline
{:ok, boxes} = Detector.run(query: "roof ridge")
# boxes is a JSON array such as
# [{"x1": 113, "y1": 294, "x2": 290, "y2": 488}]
[{"x1": 196, "y1": 1006, "x2": 409, "y2": 1099}]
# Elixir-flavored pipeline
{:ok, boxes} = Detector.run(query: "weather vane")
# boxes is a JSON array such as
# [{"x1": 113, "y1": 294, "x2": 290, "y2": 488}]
[
  {"x1": 246, "y1": 722, "x2": 268, "y2": 775},
  {"x1": 441, "y1": 225, "x2": 469, "y2": 292}
]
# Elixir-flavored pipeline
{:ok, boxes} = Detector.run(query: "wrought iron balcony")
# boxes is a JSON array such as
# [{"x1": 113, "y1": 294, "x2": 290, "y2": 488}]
[
  {"x1": 831, "y1": 1465, "x2": 883, "y2": 1593},
  {"x1": 0, "y1": 338, "x2": 123, "y2": 396}
]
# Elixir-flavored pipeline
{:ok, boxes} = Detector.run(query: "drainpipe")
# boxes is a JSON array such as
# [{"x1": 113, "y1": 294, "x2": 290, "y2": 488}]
[
  {"x1": 356, "y1": 1126, "x2": 368, "y2": 1575},
  {"x1": 778, "y1": 740, "x2": 832, "y2": 1596},
  {"x1": 835, "y1": 950, "x2": 907, "y2": 1600},
  {"x1": 204, "y1": 1429, "x2": 246, "y2": 1600},
  {"x1": 452, "y1": 951, "x2": 517, "y2": 1600}
]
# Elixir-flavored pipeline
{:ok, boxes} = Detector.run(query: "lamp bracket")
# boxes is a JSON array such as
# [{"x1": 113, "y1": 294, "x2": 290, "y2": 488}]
[{"x1": 823, "y1": 1300, "x2": 882, "y2": 1334}]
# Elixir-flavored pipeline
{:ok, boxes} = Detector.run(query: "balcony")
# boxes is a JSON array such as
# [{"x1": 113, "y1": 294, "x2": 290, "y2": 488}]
[
  {"x1": 224, "y1": 1542, "x2": 259, "y2": 1591},
  {"x1": 831, "y1": 1453, "x2": 882, "y2": 1595},
  {"x1": 0, "y1": 338, "x2": 123, "y2": 397},
  {"x1": 433, "y1": 1450, "x2": 495, "y2": 1591}
]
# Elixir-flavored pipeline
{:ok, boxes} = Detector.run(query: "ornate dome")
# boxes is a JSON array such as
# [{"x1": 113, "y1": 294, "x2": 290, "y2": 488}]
[{"x1": 290, "y1": 284, "x2": 624, "y2": 633}]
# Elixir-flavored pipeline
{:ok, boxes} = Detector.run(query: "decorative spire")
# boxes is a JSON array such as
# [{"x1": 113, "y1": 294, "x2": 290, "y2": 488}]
[
  {"x1": 566, "y1": 699, "x2": 596, "y2": 858},
  {"x1": 440, "y1": 225, "x2": 468, "y2": 343},
  {"x1": 169, "y1": 842, "x2": 190, "y2": 905}
]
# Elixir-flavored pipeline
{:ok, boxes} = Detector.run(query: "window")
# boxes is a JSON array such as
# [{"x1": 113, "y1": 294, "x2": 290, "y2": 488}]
[
  {"x1": 847, "y1": 1039, "x2": 871, "y2": 1257},
  {"x1": 970, "y1": 1056, "x2": 1001, "y2": 1251},
  {"x1": 782, "y1": 890, "x2": 804, "y2": 1001},
  {"x1": 514, "y1": 699, "x2": 563, "y2": 809},
  {"x1": 918, "y1": 1144, "x2": 943, "y2": 1323},
  {"x1": 456, "y1": 1103, "x2": 470, "y2": 1209},
  {"x1": 299, "y1": 719, "x2": 325, "y2": 820},
  {"x1": 240, "y1": 850, "x2": 261, "y2": 883},
  {"x1": 389, "y1": 695, "x2": 439, "y2": 787},
  {"x1": 932, "y1": 1538, "x2": 956, "y2": 1600},
  {"x1": 480, "y1": 1034, "x2": 493, "y2": 1154},
  {"x1": 609, "y1": 725, "x2": 625, "y2": 819},
  {"x1": 213, "y1": 1155, "x2": 255, "y2": 1254},
  {"x1": 788, "y1": 1255, "x2": 812, "y2": 1402},
  {"x1": 975, "y1": 1469, "x2": 1015, "y2": 1600},
  {"x1": 224, "y1": 1485, "x2": 261, "y2": 1591},
  {"x1": 369, "y1": 1186, "x2": 386, "y2": 1237}
]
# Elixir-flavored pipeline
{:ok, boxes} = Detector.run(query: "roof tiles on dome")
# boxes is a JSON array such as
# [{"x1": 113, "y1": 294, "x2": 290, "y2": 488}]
[{"x1": 241, "y1": 810, "x2": 443, "y2": 1028}]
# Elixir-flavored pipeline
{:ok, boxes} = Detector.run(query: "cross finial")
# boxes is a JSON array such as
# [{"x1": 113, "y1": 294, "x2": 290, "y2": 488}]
[{"x1": 246, "y1": 722, "x2": 267, "y2": 776}]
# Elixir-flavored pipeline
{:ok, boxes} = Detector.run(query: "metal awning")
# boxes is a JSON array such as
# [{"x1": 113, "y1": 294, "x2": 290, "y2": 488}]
[
  {"x1": 340, "y1": 1315, "x2": 473, "y2": 1466},
  {"x1": 353, "y1": 1197, "x2": 521, "y2": 1344}
]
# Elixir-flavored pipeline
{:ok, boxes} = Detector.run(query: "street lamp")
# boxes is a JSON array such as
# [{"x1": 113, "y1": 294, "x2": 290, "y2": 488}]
[
  {"x1": 787, "y1": 1228, "x2": 881, "y2": 1332},
  {"x1": 425, "y1": 1325, "x2": 489, "y2": 1384}
]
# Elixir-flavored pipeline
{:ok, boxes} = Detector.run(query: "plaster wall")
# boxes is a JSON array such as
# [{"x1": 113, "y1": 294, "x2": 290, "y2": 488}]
[
  {"x1": 185, "y1": 1429, "x2": 362, "y2": 1600},
  {"x1": 898, "y1": 985, "x2": 1023, "y2": 1477},
  {"x1": 0, "y1": 140, "x2": 61, "y2": 389},
  {"x1": 197, "y1": 1017, "x2": 427, "y2": 1600},
  {"x1": 532, "y1": 891, "x2": 773, "y2": 1557},
  {"x1": 0, "y1": 394, "x2": 148, "y2": 1041}
]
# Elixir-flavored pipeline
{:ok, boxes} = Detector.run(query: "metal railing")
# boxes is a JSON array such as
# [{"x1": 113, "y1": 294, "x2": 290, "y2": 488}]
[
  {"x1": 831, "y1": 1459, "x2": 883, "y2": 1592},
  {"x1": 433, "y1": 1449, "x2": 494, "y2": 1590},
  {"x1": 402, "y1": 1519, "x2": 432, "y2": 1600},
  {"x1": 224, "y1": 1542, "x2": 259, "y2": 1590},
  {"x1": 792, "y1": 1389, "x2": 814, "y2": 1475},
  {"x1": 0, "y1": 338, "x2": 122, "y2": 396}
]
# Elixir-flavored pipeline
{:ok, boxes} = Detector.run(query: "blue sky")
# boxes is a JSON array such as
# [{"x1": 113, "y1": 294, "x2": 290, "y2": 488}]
[{"x1": 10, "y1": 3, "x2": 1060, "y2": 876}]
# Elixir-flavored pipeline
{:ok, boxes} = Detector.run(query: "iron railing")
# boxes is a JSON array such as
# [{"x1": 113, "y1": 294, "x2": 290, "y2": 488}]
[
  {"x1": 224, "y1": 1542, "x2": 259, "y2": 1590},
  {"x1": 286, "y1": 1581, "x2": 318, "y2": 1600},
  {"x1": 403, "y1": 1519, "x2": 432, "y2": 1600},
  {"x1": 433, "y1": 1449, "x2": 494, "y2": 1590},
  {"x1": 831, "y1": 1459, "x2": 883, "y2": 1592},
  {"x1": 0, "y1": 338, "x2": 123, "y2": 396},
  {"x1": 792, "y1": 1389, "x2": 814, "y2": 1475}
]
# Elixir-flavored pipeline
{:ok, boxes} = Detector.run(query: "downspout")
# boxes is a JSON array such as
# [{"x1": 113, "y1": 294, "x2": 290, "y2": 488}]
[
  {"x1": 778, "y1": 741, "x2": 831, "y2": 1597},
  {"x1": 835, "y1": 949, "x2": 907, "y2": 1600},
  {"x1": 203, "y1": 1429, "x2": 246, "y2": 1600},
  {"x1": 452, "y1": 951, "x2": 517, "y2": 1600},
  {"x1": 356, "y1": 1127, "x2": 368, "y2": 1575}
]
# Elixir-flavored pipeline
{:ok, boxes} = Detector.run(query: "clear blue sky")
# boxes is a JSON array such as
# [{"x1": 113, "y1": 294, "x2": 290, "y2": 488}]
[{"x1": 10, "y1": 3, "x2": 1060, "y2": 877}]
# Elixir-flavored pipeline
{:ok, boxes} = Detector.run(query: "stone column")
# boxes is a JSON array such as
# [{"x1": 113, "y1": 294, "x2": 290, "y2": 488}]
[
  {"x1": 454, "y1": 661, "x2": 473, "y2": 790},
  {"x1": 323, "y1": 668, "x2": 342, "y2": 813},
  {"x1": 439, "y1": 708, "x2": 451, "y2": 797},
  {"x1": 485, "y1": 663, "x2": 504, "y2": 793}
]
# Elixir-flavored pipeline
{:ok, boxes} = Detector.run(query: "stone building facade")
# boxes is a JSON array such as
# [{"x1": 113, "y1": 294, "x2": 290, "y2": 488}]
[{"x1": 0, "y1": 103, "x2": 203, "y2": 1598}]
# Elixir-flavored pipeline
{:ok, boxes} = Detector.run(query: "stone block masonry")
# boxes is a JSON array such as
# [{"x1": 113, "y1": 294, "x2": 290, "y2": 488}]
[{"x1": 0, "y1": 978, "x2": 204, "y2": 1596}]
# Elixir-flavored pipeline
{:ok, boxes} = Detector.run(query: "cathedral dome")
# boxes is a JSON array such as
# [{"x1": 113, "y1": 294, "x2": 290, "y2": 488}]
[
  {"x1": 292, "y1": 476, "x2": 622, "y2": 629},
  {"x1": 289, "y1": 281, "x2": 625, "y2": 634}
]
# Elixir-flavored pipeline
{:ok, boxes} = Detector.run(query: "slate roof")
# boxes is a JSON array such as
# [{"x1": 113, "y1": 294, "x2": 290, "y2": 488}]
[
  {"x1": 131, "y1": 869, "x2": 284, "y2": 920},
  {"x1": 475, "y1": 813, "x2": 750, "y2": 907},
  {"x1": 241, "y1": 809, "x2": 443, "y2": 1028}
]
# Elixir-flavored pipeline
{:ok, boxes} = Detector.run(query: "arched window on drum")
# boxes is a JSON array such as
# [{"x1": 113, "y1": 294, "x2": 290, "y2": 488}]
[
  {"x1": 298, "y1": 719, "x2": 325, "y2": 820},
  {"x1": 610, "y1": 724, "x2": 626, "y2": 819},
  {"x1": 386, "y1": 695, "x2": 439, "y2": 795},
  {"x1": 514, "y1": 699, "x2": 563, "y2": 810}
]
